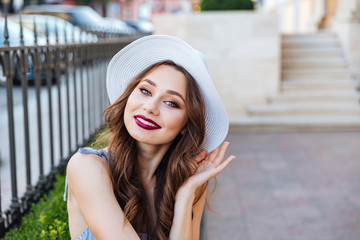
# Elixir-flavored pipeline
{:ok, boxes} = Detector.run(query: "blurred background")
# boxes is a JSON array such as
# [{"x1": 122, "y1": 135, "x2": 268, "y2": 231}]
[{"x1": 1, "y1": 0, "x2": 360, "y2": 239}]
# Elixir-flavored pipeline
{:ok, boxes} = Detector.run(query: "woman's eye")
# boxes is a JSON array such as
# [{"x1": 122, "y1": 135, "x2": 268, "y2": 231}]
[
  {"x1": 140, "y1": 88, "x2": 151, "y2": 96},
  {"x1": 165, "y1": 101, "x2": 179, "y2": 108}
]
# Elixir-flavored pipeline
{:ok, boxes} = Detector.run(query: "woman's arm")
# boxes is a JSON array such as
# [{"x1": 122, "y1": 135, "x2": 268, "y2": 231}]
[
  {"x1": 67, "y1": 153, "x2": 140, "y2": 240},
  {"x1": 170, "y1": 183, "x2": 207, "y2": 240},
  {"x1": 169, "y1": 142, "x2": 235, "y2": 240}
]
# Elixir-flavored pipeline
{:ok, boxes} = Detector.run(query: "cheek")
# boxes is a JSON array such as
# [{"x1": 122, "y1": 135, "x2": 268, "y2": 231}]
[
  {"x1": 167, "y1": 111, "x2": 188, "y2": 130},
  {"x1": 179, "y1": 112, "x2": 188, "y2": 125},
  {"x1": 123, "y1": 103, "x2": 131, "y2": 128},
  {"x1": 124, "y1": 93, "x2": 137, "y2": 122},
  {"x1": 125, "y1": 92, "x2": 140, "y2": 111}
]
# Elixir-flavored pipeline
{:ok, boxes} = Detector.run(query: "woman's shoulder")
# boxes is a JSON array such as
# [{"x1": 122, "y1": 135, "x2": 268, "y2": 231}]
[{"x1": 67, "y1": 149, "x2": 110, "y2": 188}]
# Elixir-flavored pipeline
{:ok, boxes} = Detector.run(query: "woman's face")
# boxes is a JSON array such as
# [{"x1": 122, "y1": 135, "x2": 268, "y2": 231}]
[{"x1": 124, "y1": 65, "x2": 188, "y2": 146}]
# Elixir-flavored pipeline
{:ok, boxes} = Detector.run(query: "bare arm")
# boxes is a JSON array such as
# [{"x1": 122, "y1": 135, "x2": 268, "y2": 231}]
[
  {"x1": 169, "y1": 142, "x2": 235, "y2": 240},
  {"x1": 67, "y1": 153, "x2": 140, "y2": 240}
]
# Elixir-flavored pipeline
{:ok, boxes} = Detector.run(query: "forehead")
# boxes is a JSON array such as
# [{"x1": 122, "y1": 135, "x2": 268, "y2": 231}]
[{"x1": 142, "y1": 65, "x2": 187, "y2": 95}]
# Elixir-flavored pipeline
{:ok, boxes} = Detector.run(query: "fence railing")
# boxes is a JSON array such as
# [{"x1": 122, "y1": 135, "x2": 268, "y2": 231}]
[{"x1": 0, "y1": 11, "x2": 140, "y2": 236}]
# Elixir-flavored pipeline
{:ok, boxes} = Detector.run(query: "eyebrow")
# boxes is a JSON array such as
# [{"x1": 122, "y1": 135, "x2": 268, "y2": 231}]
[{"x1": 143, "y1": 79, "x2": 185, "y2": 102}]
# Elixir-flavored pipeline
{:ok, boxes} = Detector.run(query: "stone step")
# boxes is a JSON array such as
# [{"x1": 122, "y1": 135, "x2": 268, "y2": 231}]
[
  {"x1": 229, "y1": 115, "x2": 360, "y2": 131},
  {"x1": 282, "y1": 37, "x2": 338, "y2": 44},
  {"x1": 282, "y1": 37, "x2": 337, "y2": 44},
  {"x1": 282, "y1": 69, "x2": 352, "y2": 79},
  {"x1": 281, "y1": 80, "x2": 358, "y2": 93},
  {"x1": 247, "y1": 104, "x2": 360, "y2": 116},
  {"x1": 283, "y1": 75, "x2": 353, "y2": 81},
  {"x1": 282, "y1": 79, "x2": 357, "y2": 86},
  {"x1": 270, "y1": 91, "x2": 360, "y2": 98},
  {"x1": 282, "y1": 48, "x2": 343, "y2": 58},
  {"x1": 282, "y1": 39, "x2": 339, "y2": 49},
  {"x1": 282, "y1": 58, "x2": 347, "y2": 70},
  {"x1": 281, "y1": 88, "x2": 358, "y2": 94},
  {"x1": 282, "y1": 32, "x2": 337, "y2": 40},
  {"x1": 283, "y1": 55, "x2": 344, "y2": 62},
  {"x1": 238, "y1": 32, "x2": 360, "y2": 131},
  {"x1": 268, "y1": 92, "x2": 360, "y2": 104}
]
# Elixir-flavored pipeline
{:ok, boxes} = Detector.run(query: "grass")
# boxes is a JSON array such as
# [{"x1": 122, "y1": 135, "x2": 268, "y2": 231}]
[
  {"x1": 3, "y1": 128, "x2": 110, "y2": 239},
  {"x1": 3, "y1": 174, "x2": 70, "y2": 240}
]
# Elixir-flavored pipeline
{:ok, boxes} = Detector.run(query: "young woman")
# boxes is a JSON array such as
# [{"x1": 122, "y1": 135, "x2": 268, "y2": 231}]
[{"x1": 65, "y1": 35, "x2": 234, "y2": 240}]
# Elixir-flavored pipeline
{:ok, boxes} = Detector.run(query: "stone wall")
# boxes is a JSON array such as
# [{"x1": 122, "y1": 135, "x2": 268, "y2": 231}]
[
  {"x1": 332, "y1": 0, "x2": 360, "y2": 80},
  {"x1": 333, "y1": 21, "x2": 360, "y2": 80},
  {"x1": 152, "y1": 11, "x2": 280, "y2": 116},
  {"x1": 261, "y1": 0, "x2": 324, "y2": 34}
]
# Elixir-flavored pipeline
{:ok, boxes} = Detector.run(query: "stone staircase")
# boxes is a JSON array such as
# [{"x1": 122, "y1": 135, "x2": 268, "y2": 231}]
[{"x1": 231, "y1": 32, "x2": 360, "y2": 131}]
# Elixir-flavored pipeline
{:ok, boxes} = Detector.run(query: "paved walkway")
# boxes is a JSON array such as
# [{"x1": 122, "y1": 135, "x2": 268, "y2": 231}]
[{"x1": 203, "y1": 130, "x2": 360, "y2": 240}]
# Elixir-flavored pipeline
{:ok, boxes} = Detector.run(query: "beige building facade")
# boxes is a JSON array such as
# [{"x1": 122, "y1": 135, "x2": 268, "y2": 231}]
[{"x1": 153, "y1": 12, "x2": 280, "y2": 115}]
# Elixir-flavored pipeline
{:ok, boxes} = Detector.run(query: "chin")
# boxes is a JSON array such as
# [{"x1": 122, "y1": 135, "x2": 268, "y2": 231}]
[
  {"x1": 128, "y1": 130, "x2": 176, "y2": 147},
  {"x1": 133, "y1": 135, "x2": 174, "y2": 146},
  {"x1": 125, "y1": 121, "x2": 181, "y2": 146}
]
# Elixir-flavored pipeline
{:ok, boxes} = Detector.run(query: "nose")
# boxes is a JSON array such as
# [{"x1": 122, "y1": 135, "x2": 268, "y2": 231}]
[{"x1": 143, "y1": 98, "x2": 160, "y2": 116}]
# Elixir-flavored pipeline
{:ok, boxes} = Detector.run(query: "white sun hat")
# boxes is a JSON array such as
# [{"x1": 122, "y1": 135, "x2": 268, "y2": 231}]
[{"x1": 106, "y1": 34, "x2": 228, "y2": 152}]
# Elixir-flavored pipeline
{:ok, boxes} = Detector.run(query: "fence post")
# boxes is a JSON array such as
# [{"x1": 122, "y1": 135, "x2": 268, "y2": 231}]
[
  {"x1": 18, "y1": 13, "x2": 35, "y2": 210},
  {"x1": 4, "y1": 5, "x2": 21, "y2": 227}
]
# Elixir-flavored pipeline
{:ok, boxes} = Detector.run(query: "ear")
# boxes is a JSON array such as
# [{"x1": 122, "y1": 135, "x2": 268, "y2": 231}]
[{"x1": 181, "y1": 127, "x2": 186, "y2": 135}]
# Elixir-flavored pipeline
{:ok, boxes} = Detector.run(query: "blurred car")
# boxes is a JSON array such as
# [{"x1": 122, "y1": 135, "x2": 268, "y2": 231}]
[
  {"x1": 104, "y1": 17, "x2": 137, "y2": 36},
  {"x1": 0, "y1": 17, "x2": 56, "y2": 85},
  {"x1": 125, "y1": 19, "x2": 154, "y2": 35},
  {"x1": 0, "y1": 17, "x2": 46, "y2": 85},
  {"x1": 0, "y1": 64, "x2": 6, "y2": 86},
  {"x1": 9, "y1": 14, "x2": 98, "y2": 44},
  {"x1": 0, "y1": 17, "x2": 46, "y2": 46},
  {"x1": 22, "y1": 4, "x2": 136, "y2": 37}
]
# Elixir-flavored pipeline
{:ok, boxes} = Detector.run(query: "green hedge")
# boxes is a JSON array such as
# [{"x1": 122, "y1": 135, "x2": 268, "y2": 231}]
[
  {"x1": 200, "y1": 0, "x2": 254, "y2": 11},
  {"x1": 3, "y1": 128, "x2": 110, "y2": 239},
  {"x1": 4, "y1": 174, "x2": 70, "y2": 240}
]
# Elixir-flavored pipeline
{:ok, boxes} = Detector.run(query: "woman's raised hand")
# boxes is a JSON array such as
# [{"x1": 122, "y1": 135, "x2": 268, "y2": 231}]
[
  {"x1": 181, "y1": 142, "x2": 235, "y2": 192},
  {"x1": 171, "y1": 142, "x2": 234, "y2": 239}
]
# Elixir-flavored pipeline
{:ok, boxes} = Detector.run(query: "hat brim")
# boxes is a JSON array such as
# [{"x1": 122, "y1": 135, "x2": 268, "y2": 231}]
[{"x1": 106, "y1": 35, "x2": 228, "y2": 152}]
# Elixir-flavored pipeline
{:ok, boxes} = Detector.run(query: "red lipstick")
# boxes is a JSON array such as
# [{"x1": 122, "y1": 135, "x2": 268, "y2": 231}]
[{"x1": 134, "y1": 115, "x2": 161, "y2": 130}]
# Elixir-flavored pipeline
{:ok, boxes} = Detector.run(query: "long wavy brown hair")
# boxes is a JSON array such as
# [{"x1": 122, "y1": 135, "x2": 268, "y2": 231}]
[{"x1": 103, "y1": 60, "x2": 207, "y2": 239}]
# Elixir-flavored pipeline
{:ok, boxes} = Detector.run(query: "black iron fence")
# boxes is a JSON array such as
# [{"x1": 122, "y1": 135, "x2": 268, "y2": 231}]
[{"x1": 0, "y1": 12, "x2": 139, "y2": 236}]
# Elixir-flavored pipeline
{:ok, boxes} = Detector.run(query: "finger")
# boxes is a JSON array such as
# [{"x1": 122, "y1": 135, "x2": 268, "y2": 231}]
[
  {"x1": 214, "y1": 142, "x2": 230, "y2": 165},
  {"x1": 195, "y1": 150, "x2": 207, "y2": 163},
  {"x1": 215, "y1": 155, "x2": 235, "y2": 174},
  {"x1": 207, "y1": 146, "x2": 220, "y2": 162}
]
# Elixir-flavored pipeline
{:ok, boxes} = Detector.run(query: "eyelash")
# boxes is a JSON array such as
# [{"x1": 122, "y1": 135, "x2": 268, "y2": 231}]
[
  {"x1": 139, "y1": 88, "x2": 180, "y2": 108},
  {"x1": 140, "y1": 88, "x2": 151, "y2": 96},
  {"x1": 166, "y1": 101, "x2": 179, "y2": 108}
]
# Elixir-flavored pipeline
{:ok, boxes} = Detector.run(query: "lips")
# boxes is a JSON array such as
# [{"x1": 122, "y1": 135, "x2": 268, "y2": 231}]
[{"x1": 134, "y1": 115, "x2": 161, "y2": 130}]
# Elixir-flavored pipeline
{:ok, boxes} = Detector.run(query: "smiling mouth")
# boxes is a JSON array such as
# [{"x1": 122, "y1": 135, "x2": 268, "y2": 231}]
[{"x1": 134, "y1": 115, "x2": 161, "y2": 130}]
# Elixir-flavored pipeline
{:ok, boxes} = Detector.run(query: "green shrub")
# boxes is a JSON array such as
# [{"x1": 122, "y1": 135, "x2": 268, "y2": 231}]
[
  {"x1": 200, "y1": 0, "x2": 254, "y2": 11},
  {"x1": 3, "y1": 124, "x2": 216, "y2": 238},
  {"x1": 4, "y1": 174, "x2": 70, "y2": 240},
  {"x1": 3, "y1": 128, "x2": 109, "y2": 239}
]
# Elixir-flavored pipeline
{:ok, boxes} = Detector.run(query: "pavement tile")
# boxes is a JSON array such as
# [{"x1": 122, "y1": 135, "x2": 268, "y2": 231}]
[
  {"x1": 204, "y1": 215, "x2": 248, "y2": 240},
  {"x1": 244, "y1": 210, "x2": 289, "y2": 240},
  {"x1": 204, "y1": 130, "x2": 360, "y2": 240}
]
